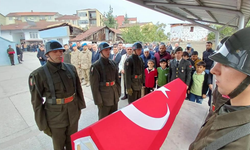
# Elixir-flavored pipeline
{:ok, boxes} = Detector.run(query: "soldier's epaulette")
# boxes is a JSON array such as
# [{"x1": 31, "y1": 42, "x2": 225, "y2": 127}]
[
  {"x1": 30, "y1": 66, "x2": 44, "y2": 76},
  {"x1": 92, "y1": 59, "x2": 100, "y2": 67}
]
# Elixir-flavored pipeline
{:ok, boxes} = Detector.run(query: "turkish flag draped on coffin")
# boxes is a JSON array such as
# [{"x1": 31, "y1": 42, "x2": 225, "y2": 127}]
[{"x1": 71, "y1": 78, "x2": 187, "y2": 150}]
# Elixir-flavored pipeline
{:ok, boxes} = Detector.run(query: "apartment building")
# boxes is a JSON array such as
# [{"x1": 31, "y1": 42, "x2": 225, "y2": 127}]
[
  {"x1": 5, "y1": 11, "x2": 61, "y2": 25},
  {"x1": 76, "y1": 9, "x2": 104, "y2": 29}
]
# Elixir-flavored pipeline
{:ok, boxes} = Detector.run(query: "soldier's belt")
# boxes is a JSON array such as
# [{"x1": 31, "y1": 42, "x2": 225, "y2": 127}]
[
  {"x1": 46, "y1": 93, "x2": 75, "y2": 104},
  {"x1": 134, "y1": 74, "x2": 142, "y2": 79},
  {"x1": 100, "y1": 81, "x2": 115, "y2": 87}
]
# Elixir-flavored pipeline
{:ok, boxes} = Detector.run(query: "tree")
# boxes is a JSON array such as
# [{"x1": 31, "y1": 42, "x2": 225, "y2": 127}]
[
  {"x1": 121, "y1": 25, "x2": 144, "y2": 43},
  {"x1": 123, "y1": 13, "x2": 129, "y2": 24},
  {"x1": 121, "y1": 22, "x2": 168, "y2": 43},
  {"x1": 207, "y1": 25, "x2": 236, "y2": 41},
  {"x1": 102, "y1": 5, "x2": 118, "y2": 28}
]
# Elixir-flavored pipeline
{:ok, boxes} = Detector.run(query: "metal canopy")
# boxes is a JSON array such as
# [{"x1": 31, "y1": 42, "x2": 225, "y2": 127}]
[
  {"x1": 127, "y1": 0, "x2": 250, "y2": 31},
  {"x1": 127, "y1": 0, "x2": 250, "y2": 45}
]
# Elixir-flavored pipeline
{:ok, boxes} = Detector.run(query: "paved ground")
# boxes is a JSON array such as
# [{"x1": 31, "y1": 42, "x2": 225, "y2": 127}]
[{"x1": 0, "y1": 52, "x2": 210, "y2": 150}]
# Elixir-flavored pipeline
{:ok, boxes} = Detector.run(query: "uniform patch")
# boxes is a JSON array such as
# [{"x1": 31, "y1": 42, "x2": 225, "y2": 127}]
[
  {"x1": 189, "y1": 65, "x2": 192, "y2": 68},
  {"x1": 126, "y1": 62, "x2": 129, "y2": 66},
  {"x1": 29, "y1": 77, "x2": 34, "y2": 86},
  {"x1": 90, "y1": 66, "x2": 94, "y2": 75},
  {"x1": 29, "y1": 76, "x2": 35, "y2": 91}
]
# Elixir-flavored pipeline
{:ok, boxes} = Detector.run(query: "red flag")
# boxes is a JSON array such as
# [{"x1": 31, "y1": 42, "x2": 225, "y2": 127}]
[{"x1": 71, "y1": 78, "x2": 187, "y2": 150}]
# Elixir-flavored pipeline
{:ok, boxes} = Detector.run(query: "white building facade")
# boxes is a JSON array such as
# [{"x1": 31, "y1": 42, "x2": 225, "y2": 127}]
[
  {"x1": 1, "y1": 29, "x2": 42, "y2": 44},
  {"x1": 170, "y1": 24, "x2": 208, "y2": 42}
]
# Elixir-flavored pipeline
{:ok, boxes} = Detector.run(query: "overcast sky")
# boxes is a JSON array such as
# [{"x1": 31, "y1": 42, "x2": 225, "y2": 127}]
[{"x1": 0, "y1": 0, "x2": 185, "y2": 32}]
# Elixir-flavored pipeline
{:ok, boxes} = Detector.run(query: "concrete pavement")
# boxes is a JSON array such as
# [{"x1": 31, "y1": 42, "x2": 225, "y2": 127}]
[{"x1": 0, "y1": 52, "x2": 209, "y2": 150}]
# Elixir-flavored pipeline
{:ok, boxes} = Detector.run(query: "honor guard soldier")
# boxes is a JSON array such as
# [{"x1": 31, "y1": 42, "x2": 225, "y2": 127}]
[
  {"x1": 28, "y1": 40, "x2": 86, "y2": 150},
  {"x1": 90, "y1": 42, "x2": 121, "y2": 120},
  {"x1": 190, "y1": 27, "x2": 250, "y2": 150},
  {"x1": 168, "y1": 46, "x2": 192, "y2": 88},
  {"x1": 125, "y1": 42, "x2": 145, "y2": 104}
]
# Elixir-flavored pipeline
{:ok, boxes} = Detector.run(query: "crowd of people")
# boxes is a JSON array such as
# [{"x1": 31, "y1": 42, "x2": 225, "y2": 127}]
[
  {"x1": 26, "y1": 26, "x2": 250, "y2": 150},
  {"x1": 30, "y1": 40, "x2": 215, "y2": 106}
]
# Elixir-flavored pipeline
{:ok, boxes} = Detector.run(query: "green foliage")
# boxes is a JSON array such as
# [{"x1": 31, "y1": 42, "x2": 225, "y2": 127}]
[
  {"x1": 121, "y1": 25, "x2": 144, "y2": 43},
  {"x1": 246, "y1": 20, "x2": 250, "y2": 27},
  {"x1": 102, "y1": 5, "x2": 118, "y2": 28},
  {"x1": 207, "y1": 25, "x2": 236, "y2": 41},
  {"x1": 124, "y1": 13, "x2": 129, "y2": 24},
  {"x1": 122, "y1": 22, "x2": 168, "y2": 43}
]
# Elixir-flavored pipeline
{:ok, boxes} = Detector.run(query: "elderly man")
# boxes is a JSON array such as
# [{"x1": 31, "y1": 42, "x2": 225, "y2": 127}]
[
  {"x1": 140, "y1": 48, "x2": 155, "y2": 69},
  {"x1": 80, "y1": 43, "x2": 92, "y2": 86},
  {"x1": 87, "y1": 43, "x2": 93, "y2": 52},
  {"x1": 91, "y1": 44, "x2": 100, "y2": 64},
  {"x1": 166, "y1": 42, "x2": 173, "y2": 54},
  {"x1": 154, "y1": 43, "x2": 171, "y2": 68},
  {"x1": 119, "y1": 44, "x2": 133, "y2": 100},
  {"x1": 173, "y1": 43, "x2": 179, "y2": 50}
]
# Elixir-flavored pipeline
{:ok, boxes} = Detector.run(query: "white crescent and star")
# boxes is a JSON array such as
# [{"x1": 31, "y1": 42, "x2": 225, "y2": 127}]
[{"x1": 121, "y1": 87, "x2": 171, "y2": 131}]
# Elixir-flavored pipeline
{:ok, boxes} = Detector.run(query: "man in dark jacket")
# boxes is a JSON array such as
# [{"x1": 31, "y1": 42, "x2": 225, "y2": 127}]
[
  {"x1": 154, "y1": 43, "x2": 171, "y2": 68},
  {"x1": 91, "y1": 44, "x2": 100, "y2": 64},
  {"x1": 37, "y1": 46, "x2": 47, "y2": 66},
  {"x1": 110, "y1": 46, "x2": 122, "y2": 65},
  {"x1": 16, "y1": 44, "x2": 22, "y2": 64},
  {"x1": 63, "y1": 44, "x2": 71, "y2": 64},
  {"x1": 202, "y1": 41, "x2": 215, "y2": 106}
]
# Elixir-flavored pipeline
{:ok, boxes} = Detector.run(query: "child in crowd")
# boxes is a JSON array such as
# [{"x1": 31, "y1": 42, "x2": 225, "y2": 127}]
[
  {"x1": 183, "y1": 51, "x2": 195, "y2": 72},
  {"x1": 188, "y1": 61, "x2": 210, "y2": 104},
  {"x1": 144, "y1": 59, "x2": 157, "y2": 95},
  {"x1": 156, "y1": 58, "x2": 169, "y2": 88},
  {"x1": 191, "y1": 51, "x2": 202, "y2": 69}
]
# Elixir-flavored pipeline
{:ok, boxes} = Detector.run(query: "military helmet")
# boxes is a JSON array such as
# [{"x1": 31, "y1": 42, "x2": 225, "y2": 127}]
[
  {"x1": 132, "y1": 42, "x2": 143, "y2": 50},
  {"x1": 209, "y1": 27, "x2": 250, "y2": 99},
  {"x1": 215, "y1": 36, "x2": 230, "y2": 51},
  {"x1": 209, "y1": 27, "x2": 250, "y2": 76},
  {"x1": 98, "y1": 42, "x2": 112, "y2": 53},
  {"x1": 45, "y1": 40, "x2": 65, "y2": 55}
]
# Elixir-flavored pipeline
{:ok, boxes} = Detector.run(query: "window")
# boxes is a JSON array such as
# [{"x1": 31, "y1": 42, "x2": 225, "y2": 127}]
[
  {"x1": 25, "y1": 17, "x2": 28, "y2": 20},
  {"x1": 78, "y1": 12, "x2": 87, "y2": 17},
  {"x1": 40, "y1": 16, "x2": 45, "y2": 20},
  {"x1": 79, "y1": 20, "x2": 89, "y2": 24},
  {"x1": 30, "y1": 32, "x2": 38, "y2": 39},
  {"x1": 9, "y1": 17, "x2": 13, "y2": 20},
  {"x1": 89, "y1": 12, "x2": 96, "y2": 18},
  {"x1": 90, "y1": 20, "x2": 96, "y2": 25},
  {"x1": 190, "y1": 27, "x2": 194, "y2": 32},
  {"x1": 48, "y1": 16, "x2": 52, "y2": 20},
  {"x1": 57, "y1": 38, "x2": 63, "y2": 44}
]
